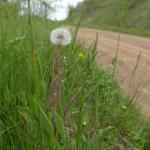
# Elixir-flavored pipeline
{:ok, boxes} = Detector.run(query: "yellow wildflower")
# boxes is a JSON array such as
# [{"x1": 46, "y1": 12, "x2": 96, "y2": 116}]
[{"x1": 79, "y1": 53, "x2": 84, "y2": 59}]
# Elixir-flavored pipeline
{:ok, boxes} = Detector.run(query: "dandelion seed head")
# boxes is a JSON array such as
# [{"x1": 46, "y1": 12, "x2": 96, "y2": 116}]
[{"x1": 50, "y1": 28, "x2": 71, "y2": 46}]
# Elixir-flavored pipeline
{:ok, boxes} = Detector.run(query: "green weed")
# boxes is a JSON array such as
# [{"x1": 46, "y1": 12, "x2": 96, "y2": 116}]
[{"x1": 0, "y1": 1, "x2": 147, "y2": 150}]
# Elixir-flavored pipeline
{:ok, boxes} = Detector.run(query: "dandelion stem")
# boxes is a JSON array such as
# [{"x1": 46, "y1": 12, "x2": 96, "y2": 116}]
[
  {"x1": 46, "y1": 67, "x2": 64, "y2": 101},
  {"x1": 52, "y1": 44, "x2": 55, "y2": 108},
  {"x1": 57, "y1": 44, "x2": 61, "y2": 112},
  {"x1": 52, "y1": 44, "x2": 57, "y2": 133}
]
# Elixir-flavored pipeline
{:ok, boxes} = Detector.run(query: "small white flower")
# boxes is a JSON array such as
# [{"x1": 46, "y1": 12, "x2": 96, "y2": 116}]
[
  {"x1": 83, "y1": 103, "x2": 86, "y2": 108},
  {"x1": 64, "y1": 56, "x2": 66, "y2": 59},
  {"x1": 107, "y1": 65, "x2": 114, "y2": 71},
  {"x1": 65, "y1": 70, "x2": 68, "y2": 72},
  {"x1": 62, "y1": 79, "x2": 64, "y2": 82},
  {"x1": 108, "y1": 65, "x2": 114, "y2": 67},
  {"x1": 82, "y1": 122, "x2": 86, "y2": 127},
  {"x1": 108, "y1": 65, "x2": 114, "y2": 69},
  {"x1": 50, "y1": 28, "x2": 71, "y2": 45},
  {"x1": 122, "y1": 106, "x2": 127, "y2": 109}
]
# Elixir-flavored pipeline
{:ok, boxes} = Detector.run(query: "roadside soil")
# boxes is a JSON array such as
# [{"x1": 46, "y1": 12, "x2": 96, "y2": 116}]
[{"x1": 65, "y1": 26, "x2": 150, "y2": 117}]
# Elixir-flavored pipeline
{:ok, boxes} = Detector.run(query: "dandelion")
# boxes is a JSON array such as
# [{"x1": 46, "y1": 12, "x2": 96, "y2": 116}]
[
  {"x1": 79, "y1": 53, "x2": 84, "y2": 59},
  {"x1": 79, "y1": 53, "x2": 83, "y2": 57},
  {"x1": 49, "y1": 28, "x2": 71, "y2": 113},
  {"x1": 50, "y1": 28, "x2": 71, "y2": 45}
]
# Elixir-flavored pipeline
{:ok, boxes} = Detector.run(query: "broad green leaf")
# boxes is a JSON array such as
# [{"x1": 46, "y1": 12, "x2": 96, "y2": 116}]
[
  {"x1": 5, "y1": 88, "x2": 11, "y2": 100},
  {"x1": 29, "y1": 95, "x2": 37, "y2": 116},
  {"x1": 48, "y1": 107, "x2": 55, "y2": 120},
  {"x1": 55, "y1": 143, "x2": 61, "y2": 150},
  {"x1": 55, "y1": 114, "x2": 64, "y2": 136},
  {"x1": 18, "y1": 106, "x2": 38, "y2": 122},
  {"x1": 57, "y1": 102, "x2": 63, "y2": 118},
  {"x1": 40, "y1": 108, "x2": 55, "y2": 149},
  {"x1": 39, "y1": 80, "x2": 47, "y2": 96},
  {"x1": 20, "y1": 92, "x2": 27, "y2": 106},
  {"x1": 82, "y1": 134, "x2": 87, "y2": 143},
  {"x1": 18, "y1": 111, "x2": 28, "y2": 122}
]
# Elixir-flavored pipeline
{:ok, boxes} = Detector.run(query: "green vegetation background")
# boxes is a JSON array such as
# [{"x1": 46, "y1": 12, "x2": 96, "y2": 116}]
[
  {"x1": 0, "y1": 0, "x2": 150, "y2": 149},
  {"x1": 66, "y1": 0, "x2": 150, "y2": 37}
]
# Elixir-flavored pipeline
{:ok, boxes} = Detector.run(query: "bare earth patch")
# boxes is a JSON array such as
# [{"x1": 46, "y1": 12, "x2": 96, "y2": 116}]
[{"x1": 65, "y1": 26, "x2": 150, "y2": 117}]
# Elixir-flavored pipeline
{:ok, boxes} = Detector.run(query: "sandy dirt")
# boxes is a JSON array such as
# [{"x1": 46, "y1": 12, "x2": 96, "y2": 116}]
[{"x1": 64, "y1": 26, "x2": 150, "y2": 117}]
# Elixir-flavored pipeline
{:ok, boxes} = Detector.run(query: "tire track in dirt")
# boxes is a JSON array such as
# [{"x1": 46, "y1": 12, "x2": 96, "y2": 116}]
[{"x1": 65, "y1": 26, "x2": 150, "y2": 117}]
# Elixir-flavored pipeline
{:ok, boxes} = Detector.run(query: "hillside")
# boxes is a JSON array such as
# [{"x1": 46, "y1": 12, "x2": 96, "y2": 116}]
[{"x1": 67, "y1": 0, "x2": 150, "y2": 30}]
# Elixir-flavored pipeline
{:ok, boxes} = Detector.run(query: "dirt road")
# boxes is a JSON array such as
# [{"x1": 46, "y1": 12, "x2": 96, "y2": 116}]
[{"x1": 65, "y1": 26, "x2": 150, "y2": 117}]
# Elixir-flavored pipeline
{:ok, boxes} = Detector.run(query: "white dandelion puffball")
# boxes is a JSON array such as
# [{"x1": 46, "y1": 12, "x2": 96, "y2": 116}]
[{"x1": 50, "y1": 28, "x2": 71, "y2": 46}]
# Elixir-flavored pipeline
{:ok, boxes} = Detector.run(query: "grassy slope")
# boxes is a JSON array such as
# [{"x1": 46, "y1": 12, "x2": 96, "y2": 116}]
[
  {"x1": 66, "y1": 0, "x2": 150, "y2": 37},
  {"x1": 0, "y1": 7, "x2": 148, "y2": 150}
]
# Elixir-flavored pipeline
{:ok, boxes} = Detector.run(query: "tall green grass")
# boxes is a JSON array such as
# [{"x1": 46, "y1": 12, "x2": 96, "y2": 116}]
[{"x1": 0, "y1": 1, "x2": 148, "y2": 150}]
